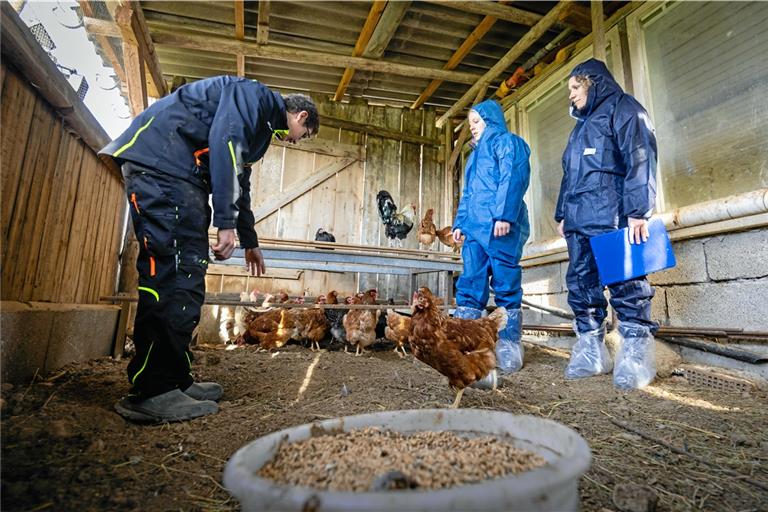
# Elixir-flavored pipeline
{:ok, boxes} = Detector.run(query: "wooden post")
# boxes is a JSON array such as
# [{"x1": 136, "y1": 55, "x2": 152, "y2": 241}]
[
  {"x1": 257, "y1": 0, "x2": 270, "y2": 44},
  {"x1": 591, "y1": 0, "x2": 606, "y2": 62},
  {"x1": 234, "y1": 0, "x2": 245, "y2": 76}
]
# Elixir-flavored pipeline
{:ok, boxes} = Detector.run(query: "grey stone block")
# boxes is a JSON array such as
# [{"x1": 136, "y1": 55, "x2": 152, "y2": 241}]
[
  {"x1": 649, "y1": 239, "x2": 708, "y2": 285},
  {"x1": 0, "y1": 302, "x2": 52, "y2": 383},
  {"x1": 522, "y1": 263, "x2": 563, "y2": 294},
  {"x1": 44, "y1": 304, "x2": 119, "y2": 371},
  {"x1": 665, "y1": 279, "x2": 768, "y2": 330},
  {"x1": 0, "y1": 302, "x2": 118, "y2": 384},
  {"x1": 704, "y1": 229, "x2": 768, "y2": 280}
]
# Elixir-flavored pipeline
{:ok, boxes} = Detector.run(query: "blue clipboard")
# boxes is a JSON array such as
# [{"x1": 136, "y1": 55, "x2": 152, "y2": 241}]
[{"x1": 589, "y1": 218, "x2": 676, "y2": 286}]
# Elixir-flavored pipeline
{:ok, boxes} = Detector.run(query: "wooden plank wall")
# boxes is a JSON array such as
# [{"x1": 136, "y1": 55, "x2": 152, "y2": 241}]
[
  {"x1": 207, "y1": 96, "x2": 451, "y2": 302},
  {"x1": 0, "y1": 63, "x2": 125, "y2": 304}
]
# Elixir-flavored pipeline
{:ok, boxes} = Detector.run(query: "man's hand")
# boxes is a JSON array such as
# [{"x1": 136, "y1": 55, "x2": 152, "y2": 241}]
[
  {"x1": 211, "y1": 228, "x2": 236, "y2": 260},
  {"x1": 244, "y1": 247, "x2": 266, "y2": 277},
  {"x1": 628, "y1": 217, "x2": 650, "y2": 245},
  {"x1": 493, "y1": 220, "x2": 511, "y2": 238},
  {"x1": 452, "y1": 228, "x2": 462, "y2": 243},
  {"x1": 558, "y1": 220, "x2": 565, "y2": 238}
]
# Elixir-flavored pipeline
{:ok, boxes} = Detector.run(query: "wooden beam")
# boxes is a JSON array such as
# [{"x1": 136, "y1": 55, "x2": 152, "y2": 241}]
[
  {"x1": 79, "y1": 2, "x2": 126, "y2": 85},
  {"x1": 322, "y1": 115, "x2": 442, "y2": 146},
  {"x1": 334, "y1": 0, "x2": 386, "y2": 102},
  {"x1": 122, "y1": 40, "x2": 147, "y2": 115},
  {"x1": 559, "y1": 2, "x2": 592, "y2": 34},
  {"x1": 113, "y1": 1, "x2": 167, "y2": 98},
  {"x1": 423, "y1": 0, "x2": 542, "y2": 27},
  {"x1": 251, "y1": 158, "x2": 356, "y2": 223},
  {"x1": 362, "y1": 1, "x2": 411, "y2": 58},
  {"x1": 271, "y1": 138, "x2": 365, "y2": 161},
  {"x1": 83, "y1": 16, "x2": 120, "y2": 37},
  {"x1": 234, "y1": 0, "x2": 245, "y2": 77},
  {"x1": 151, "y1": 30, "x2": 483, "y2": 85},
  {"x1": 256, "y1": 0, "x2": 270, "y2": 45},
  {"x1": 411, "y1": 13, "x2": 498, "y2": 109},
  {"x1": 591, "y1": 0, "x2": 606, "y2": 62},
  {"x1": 436, "y1": 1, "x2": 568, "y2": 128}
]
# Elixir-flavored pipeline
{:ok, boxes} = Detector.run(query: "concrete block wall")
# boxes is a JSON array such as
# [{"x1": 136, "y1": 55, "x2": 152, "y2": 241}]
[
  {"x1": 521, "y1": 227, "x2": 768, "y2": 332},
  {"x1": 0, "y1": 302, "x2": 120, "y2": 383}
]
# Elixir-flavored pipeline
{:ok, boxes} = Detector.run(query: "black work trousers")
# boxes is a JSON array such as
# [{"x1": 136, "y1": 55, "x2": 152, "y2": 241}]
[
  {"x1": 564, "y1": 232, "x2": 658, "y2": 335},
  {"x1": 122, "y1": 161, "x2": 211, "y2": 398}
]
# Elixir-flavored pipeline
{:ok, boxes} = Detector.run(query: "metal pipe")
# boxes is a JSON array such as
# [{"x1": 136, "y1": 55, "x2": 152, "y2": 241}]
[
  {"x1": 522, "y1": 324, "x2": 768, "y2": 364},
  {"x1": 521, "y1": 299, "x2": 574, "y2": 320}
]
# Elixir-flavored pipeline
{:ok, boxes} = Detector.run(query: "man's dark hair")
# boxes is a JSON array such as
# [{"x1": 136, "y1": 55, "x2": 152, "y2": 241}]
[{"x1": 283, "y1": 94, "x2": 319, "y2": 134}]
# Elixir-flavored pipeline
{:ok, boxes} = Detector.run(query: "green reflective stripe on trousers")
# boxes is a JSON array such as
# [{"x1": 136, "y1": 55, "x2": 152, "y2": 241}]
[
  {"x1": 227, "y1": 140, "x2": 238, "y2": 176},
  {"x1": 113, "y1": 116, "x2": 155, "y2": 157},
  {"x1": 131, "y1": 341, "x2": 154, "y2": 384},
  {"x1": 138, "y1": 286, "x2": 159, "y2": 301},
  {"x1": 186, "y1": 352, "x2": 192, "y2": 370}
]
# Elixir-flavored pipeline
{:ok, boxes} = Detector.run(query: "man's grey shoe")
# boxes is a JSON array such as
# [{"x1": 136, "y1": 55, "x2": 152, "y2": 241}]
[
  {"x1": 470, "y1": 369, "x2": 503, "y2": 390},
  {"x1": 114, "y1": 389, "x2": 218, "y2": 423},
  {"x1": 184, "y1": 382, "x2": 223, "y2": 401}
]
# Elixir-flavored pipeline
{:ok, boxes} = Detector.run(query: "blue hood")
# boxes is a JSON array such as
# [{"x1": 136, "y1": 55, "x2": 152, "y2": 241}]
[
  {"x1": 570, "y1": 59, "x2": 623, "y2": 118},
  {"x1": 472, "y1": 99, "x2": 507, "y2": 141}
]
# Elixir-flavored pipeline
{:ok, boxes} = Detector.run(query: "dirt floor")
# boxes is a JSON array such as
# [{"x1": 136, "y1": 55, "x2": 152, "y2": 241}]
[{"x1": 2, "y1": 338, "x2": 767, "y2": 512}]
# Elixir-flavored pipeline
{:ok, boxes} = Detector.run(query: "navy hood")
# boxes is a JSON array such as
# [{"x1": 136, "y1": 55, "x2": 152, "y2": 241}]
[{"x1": 569, "y1": 58, "x2": 623, "y2": 118}]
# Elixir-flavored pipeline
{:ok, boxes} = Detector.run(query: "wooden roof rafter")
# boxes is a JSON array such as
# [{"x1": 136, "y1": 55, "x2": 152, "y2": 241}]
[
  {"x1": 436, "y1": 0, "x2": 569, "y2": 128},
  {"x1": 333, "y1": 0, "x2": 387, "y2": 102},
  {"x1": 423, "y1": 0, "x2": 543, "y2": 27},
  {"x1": 111, "y1": 0, "x2": 167, "y2": 100},
  {"x1": 410, "y1": 8, "x2": 501, "y2": 110}
]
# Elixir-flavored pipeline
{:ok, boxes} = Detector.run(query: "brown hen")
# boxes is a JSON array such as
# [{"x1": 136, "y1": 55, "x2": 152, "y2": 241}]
[
  {"x1": 417, "y1": 208, "x2": 437, "y2": 250},
  {"x1": 436, "y1": 226, "x2": 463, "y2": 253},
  {"x1": 408, "y1": 287, "x2": 506, "y2": 408},
  {"x1": 294, "y1": 294, "x2": 330, "y2": 351},
  {"x1": 342, "y1": 289, "x2": 380, "y2": 356},
  {"x1": 384, "y1": 309, "x2": 411, "y2": 357}
]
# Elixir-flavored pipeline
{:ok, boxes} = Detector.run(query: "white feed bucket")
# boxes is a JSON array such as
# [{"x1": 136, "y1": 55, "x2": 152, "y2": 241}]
[{"x1": 223, "y1": 409, "x2": 591, "y2": 511}]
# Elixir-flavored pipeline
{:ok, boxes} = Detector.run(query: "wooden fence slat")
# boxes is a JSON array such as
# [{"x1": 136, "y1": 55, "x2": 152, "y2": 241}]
[
  {"x1": 60, "y1": 144, "x2": 97, "y2": 303},
  {"x1": 380, "y1": 106, "x2": 405, "y2": 299},
  {"x1": 399, "y1": 107, "x2": 424, "y2": 299},
  {"x1": 2, "y1": 95, "x2": 52, "y2": 299},
  {"x1": 1, "y1": 69, "x2": 36, "y2": 253},
  {"x1": 20, "y1": 117, "x2": 63, "y2": 300},
  {"x1": 358, "y1": 104, "x2": 385, "y2": 294},
  {"x1": 87, "y1": 165, "x2": 117, "y2": 301},
  {"x1": 75, "y1": 152, "x2": 107, "y2": 302},
  {"x1": 99, "y1": 182, "x2": 126, "y2": 299},
  {"x1": 32, "y1": 133, "x2": 75, "y2": 301},
  {"x1": 333, "y1": 99, "x2": 367, "y2": 296}
]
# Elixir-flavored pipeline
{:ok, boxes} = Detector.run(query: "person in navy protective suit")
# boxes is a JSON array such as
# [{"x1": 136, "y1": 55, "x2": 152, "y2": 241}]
[
  {"x1": 452, "y1": 99, "x2": 531, "y2": 383},
  {"x1": 556, "y1": 59, "x2": 658, "y2": 390},
  {"x1": 100, "y1": 76, "x2": 319, "y2": 422}
]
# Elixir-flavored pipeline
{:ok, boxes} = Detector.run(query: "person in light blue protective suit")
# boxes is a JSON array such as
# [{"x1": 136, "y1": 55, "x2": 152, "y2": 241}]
[
  {"x1": 556, "y1": 59, "x2": 658, "y2": 390},
  {"x1": 452, "y1": 99, "x2": 530, "y2": 379}
]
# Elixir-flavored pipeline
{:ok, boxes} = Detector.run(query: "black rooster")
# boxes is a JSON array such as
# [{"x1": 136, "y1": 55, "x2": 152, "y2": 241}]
[
  {"x1": 314, "y1": 228, "x2": 336, "y2": 243},
  {"x1": 376, "y1": 190, "x2": 416, "y2": 248}
]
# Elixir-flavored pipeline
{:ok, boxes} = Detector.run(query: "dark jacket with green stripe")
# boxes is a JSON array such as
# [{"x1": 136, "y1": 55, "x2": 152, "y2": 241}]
[{"x1": 100, "y1": 76, "x2": 288, "y2": 248}]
